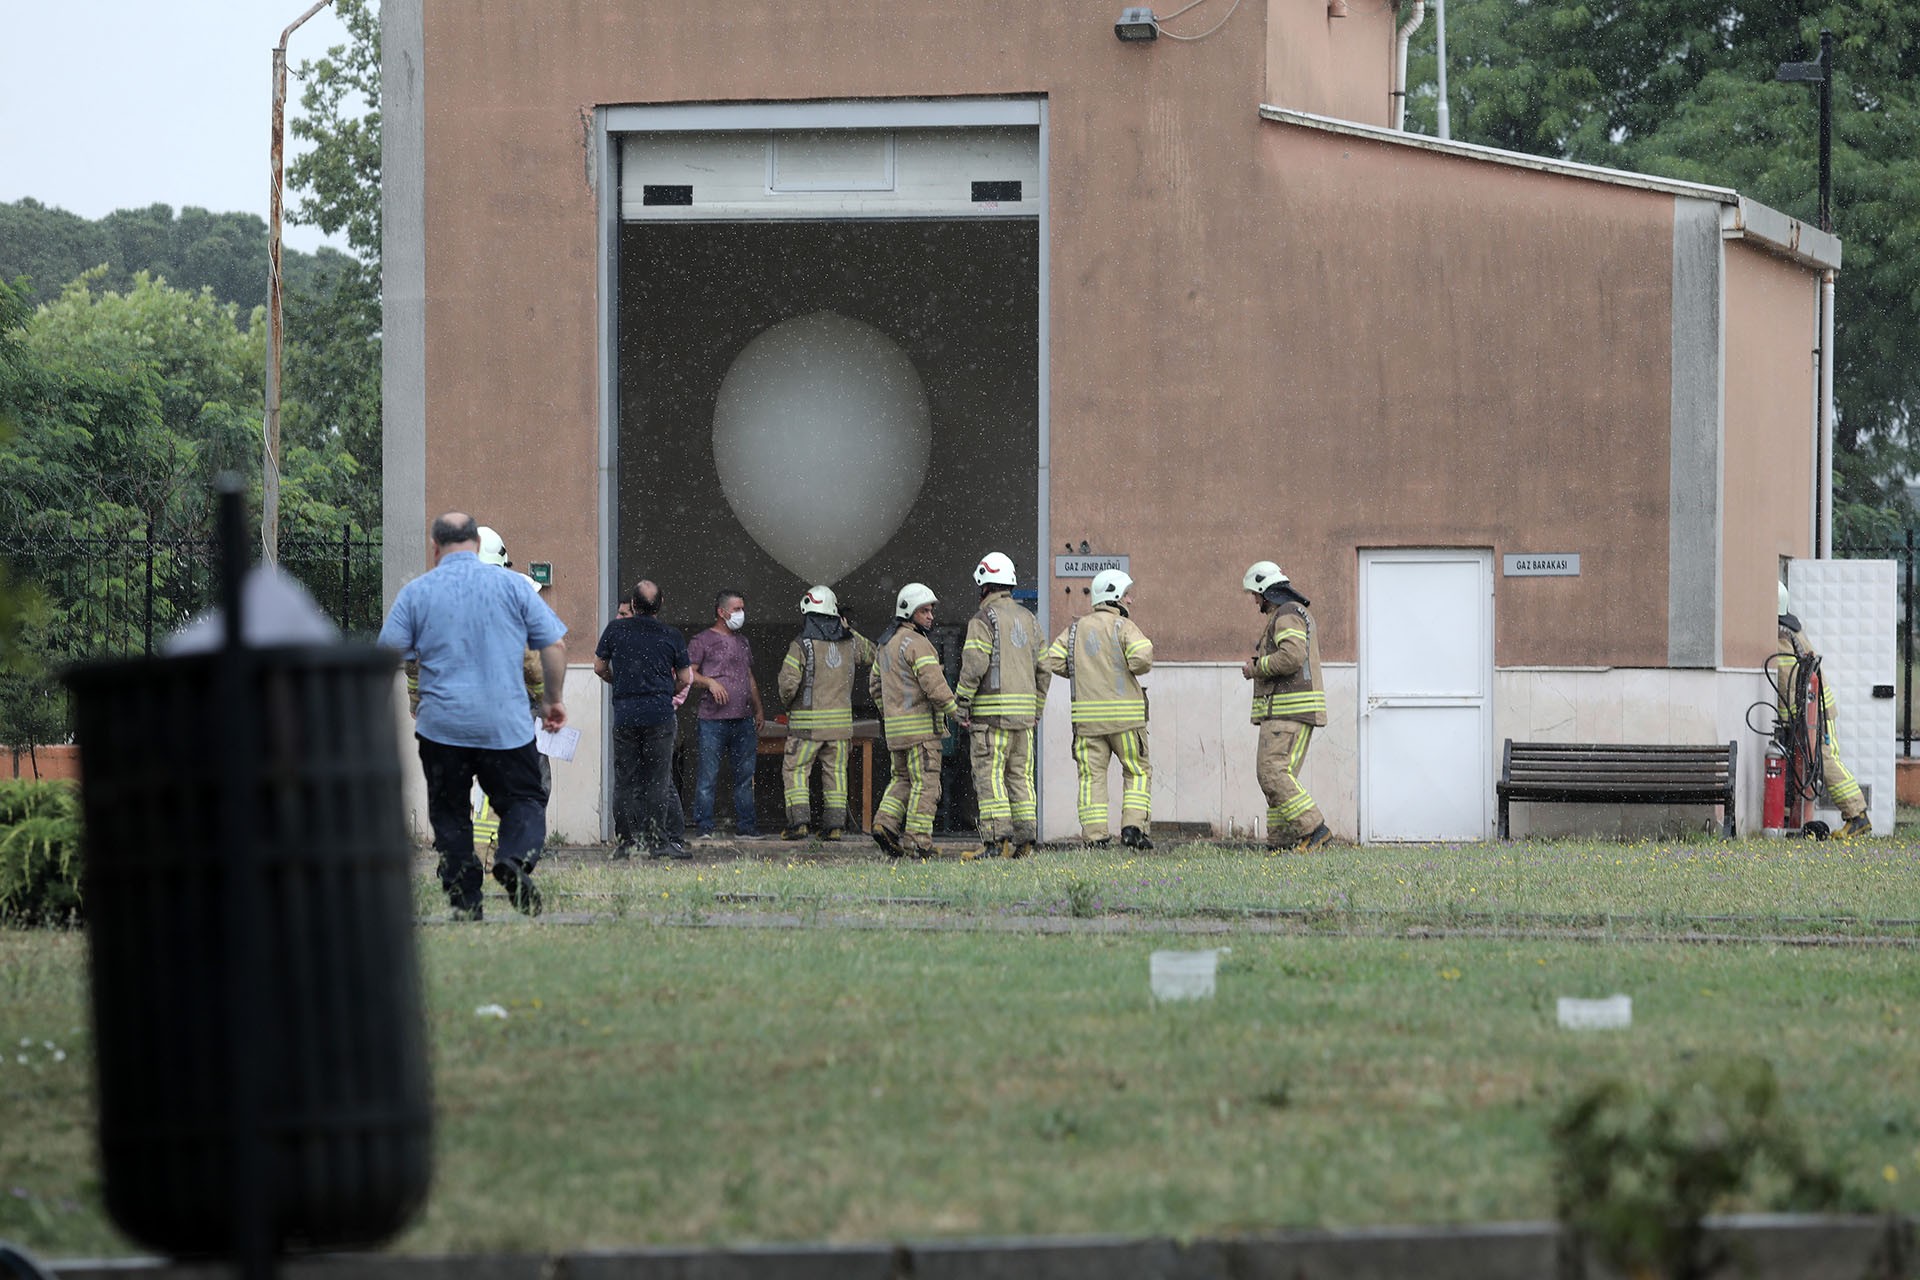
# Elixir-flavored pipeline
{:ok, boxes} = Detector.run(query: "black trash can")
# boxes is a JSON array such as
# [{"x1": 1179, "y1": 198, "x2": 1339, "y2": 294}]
[{"x1": 63, "y1": 643, "x2": 432, "y2": 1258}]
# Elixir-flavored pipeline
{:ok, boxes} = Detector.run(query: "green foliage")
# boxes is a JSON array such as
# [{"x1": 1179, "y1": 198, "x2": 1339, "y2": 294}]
[
  {"x1": 288, "y1": 0, "x2": 382, "y2": 267},
  {"x1": 0, "y1": 779, "x2": 82, "y2": 925},
  {"x1": 1552, "y1": 1056, "x2": 1847, "y2": 1279},
  {"x1": 0, "y1": 198, "x2": 350, "y2": 313},
  {"x1": 0, "y1": 271, "x2": 374, "y2": 682},
  {"x1": 1407, "y1": 0, "x2": 1920, "y2": 529}
]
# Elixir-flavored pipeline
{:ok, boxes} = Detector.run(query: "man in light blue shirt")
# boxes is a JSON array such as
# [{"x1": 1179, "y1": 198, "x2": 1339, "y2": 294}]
[{"x1": 380, "y1": 512, "x2": 568, "y2": 918}]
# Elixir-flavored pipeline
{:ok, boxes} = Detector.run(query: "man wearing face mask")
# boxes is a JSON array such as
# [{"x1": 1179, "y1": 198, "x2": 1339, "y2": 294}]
[{"x1": 687, "y1": 588, "x2": 765, "y2": 839}]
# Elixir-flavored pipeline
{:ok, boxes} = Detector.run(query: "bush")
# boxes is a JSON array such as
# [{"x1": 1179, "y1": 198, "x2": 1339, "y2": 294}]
[{"x1": 0, "y1": 778, "x2": 82, "y2": 925}]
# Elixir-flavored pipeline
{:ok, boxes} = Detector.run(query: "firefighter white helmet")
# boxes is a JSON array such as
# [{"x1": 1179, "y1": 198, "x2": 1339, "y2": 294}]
[
  {"x1": 1243, "y1": 560, "x2": 1288, "y2": 593},
  {"x1": 1779, "y1": 581, "x2": 1791, "y2": 617},
  {"x1": 801, "y1": 585, "x2": 839, "y2": 616},
  {"x1": 974, "y1": 552, "x2": 1018, "y2": 587},
  {"x1": 477, "y1": 526, "x2": 510, "y2": 567},
  {"x1": 895, "y1": 582, "x2": 938, "y2": 619},
  {"x1": 1091, "y1": 568, "x2": 1133, "y2": 606}
]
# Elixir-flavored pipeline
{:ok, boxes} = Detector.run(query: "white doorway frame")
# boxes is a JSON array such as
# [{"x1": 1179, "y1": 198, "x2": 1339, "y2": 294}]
[
  {"x1": 593, "y1": 98, "x2": 1050, "y2": 841},
  {"x1": 1356, "y1": 548, "x2": 1495, "y2": 842}
]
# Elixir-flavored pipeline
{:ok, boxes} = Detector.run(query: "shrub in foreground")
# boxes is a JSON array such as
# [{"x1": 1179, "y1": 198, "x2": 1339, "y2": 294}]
[{"x1": 0, "y1": 777, "x2": 82, "y2": 925}]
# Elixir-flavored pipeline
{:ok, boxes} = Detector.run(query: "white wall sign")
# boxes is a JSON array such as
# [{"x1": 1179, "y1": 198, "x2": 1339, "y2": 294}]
[
  {"x1": 1503, "y1": 553, "x2": 1581, "y2": 577},
  {"x1": 1055, "y1": 554, "x2": 1129, "y2": 578}
]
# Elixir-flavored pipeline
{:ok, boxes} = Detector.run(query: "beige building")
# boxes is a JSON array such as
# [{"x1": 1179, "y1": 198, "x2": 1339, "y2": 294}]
[{"x1": 383, "y1": 0, "x2": 1839, "y2": 842}]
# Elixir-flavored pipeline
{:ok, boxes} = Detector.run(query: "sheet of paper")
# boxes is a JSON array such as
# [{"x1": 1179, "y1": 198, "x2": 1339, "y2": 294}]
[{"x1": 535, "y1": 722, "x2": 580, "y2": 762}]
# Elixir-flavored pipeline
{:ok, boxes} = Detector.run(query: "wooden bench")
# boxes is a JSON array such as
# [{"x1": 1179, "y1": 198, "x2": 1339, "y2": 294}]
[{"x1": 1496, "y1": 740, "x2": 1737, "y2": 839}]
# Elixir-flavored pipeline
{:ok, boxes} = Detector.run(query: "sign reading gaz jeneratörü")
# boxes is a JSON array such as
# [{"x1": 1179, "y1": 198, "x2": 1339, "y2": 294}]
[
  {"x1": 1055, "y1": 554, "x2": 1129, "y2": 578},
  {"x1": 1503, "y1": 553, "x2": 1580, "y2": 577}
]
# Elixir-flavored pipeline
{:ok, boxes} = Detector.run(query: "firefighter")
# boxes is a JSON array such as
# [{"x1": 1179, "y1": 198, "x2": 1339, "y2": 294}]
[
  {"x1": 1040, "y1": 568, "x2": 1153, "y2": 848},
  {"x1": 954, "y1": 552, "x2": 1052, "y2": 859},
  {"x1": 1774, "y1": 583, "x2": 1870, "y2": 836},
  {"x1": 1242, "y1": 561, "x2": 1333, "y2": 852},
  {"x1": 869, "y1": 583, "x2": 962, "y2": 858},
  {"x1": 776, "y1": 585, "x2": 875, "y2": 840}
]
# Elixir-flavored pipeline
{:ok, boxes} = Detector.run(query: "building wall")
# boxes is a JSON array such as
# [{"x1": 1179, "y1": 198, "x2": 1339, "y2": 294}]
[
  {"x1": 399, "y1": 0, "x2": 1824, "y2": 844},
  {"x1": 1263, "y1": 0, "x2": 1397, "y2": 126},
  {"x1": 1722, "y1": 242, "x2": 1820, "y2": 667}
]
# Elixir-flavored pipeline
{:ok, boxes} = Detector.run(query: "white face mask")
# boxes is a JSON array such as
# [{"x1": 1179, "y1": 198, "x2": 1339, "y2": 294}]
[{"x1": 726, "y1": 609, "x2": 746, "y2": 631}]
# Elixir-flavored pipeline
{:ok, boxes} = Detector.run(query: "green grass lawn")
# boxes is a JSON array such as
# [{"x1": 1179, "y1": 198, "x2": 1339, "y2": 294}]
[{"x1": 4, "y1": 834, "x2": 1919, "y2": 1257}]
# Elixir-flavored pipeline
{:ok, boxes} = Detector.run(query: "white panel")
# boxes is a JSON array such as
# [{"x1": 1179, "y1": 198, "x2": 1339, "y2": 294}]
[
  {"x1": 1364, "y1": 558, "x2": 1486, "y2": 696},
  {"x1": 1786, "y1": 559, "x2": 1897, "y2": 834},
  {"x1": 621, "y1": 127, "x2": 1040, "y2": 220},
  {"x1": 1365, "y1": 705, "x2": 1487, "y2": 840},
  {"x1": 770, "y1": 132, "x2": 895, "y2": 191}
]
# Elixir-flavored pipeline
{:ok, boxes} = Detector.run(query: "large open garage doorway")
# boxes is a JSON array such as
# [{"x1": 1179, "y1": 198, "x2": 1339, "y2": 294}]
[{"x1": 603, "y1": 103, "x2": 1046, "y2": 839}]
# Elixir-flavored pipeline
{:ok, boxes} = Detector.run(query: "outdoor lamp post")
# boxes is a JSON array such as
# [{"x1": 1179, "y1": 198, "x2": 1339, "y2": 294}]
[
  {"x1": 1776, "y1": 30, "x2": 1837, "y2": 557},
  {"x1": 266, "y1": 0, "x2": 337, "y2": 565}
]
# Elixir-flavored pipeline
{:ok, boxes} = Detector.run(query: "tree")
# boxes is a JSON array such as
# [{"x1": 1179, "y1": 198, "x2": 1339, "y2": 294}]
[
  {"x1": 1406, "y1": 1, "x2": 1920, "y2": 543},
  {"x1": 0, "y1": 198, "x2": 348, "y2": 312},
  {"x1": 285, "y1": 0, "x2": 383, "y2": 526},
  {"x1": 288, "y1": 0, "x2": 382, "y2": 267}
]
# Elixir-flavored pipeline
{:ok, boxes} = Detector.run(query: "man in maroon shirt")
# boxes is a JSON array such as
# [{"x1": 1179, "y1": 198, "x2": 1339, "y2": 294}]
[{"x1": 686, "y1": 587, "x2": 766, "y2": 838}]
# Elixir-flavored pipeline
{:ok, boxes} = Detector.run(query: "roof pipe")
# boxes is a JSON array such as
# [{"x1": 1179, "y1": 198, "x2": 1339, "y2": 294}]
[
  {"x1": 1434, "y1": 0, "x2": 1450, "y2": 140},
  {"x1": 1819, "y1": 268, "x2": 1835, "y2": 558},
  {"x1": 1393, "y1": 0, "x2": 1426, "y2": 131}
]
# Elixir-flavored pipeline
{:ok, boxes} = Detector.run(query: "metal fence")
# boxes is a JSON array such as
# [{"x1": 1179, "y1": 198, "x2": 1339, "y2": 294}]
[
  {"x1": 1833, "y1": 532, "x2": 1916, "y2": 757},
  {"x1": 8, "y1": 519, "x2": 384, "y2": 658}
]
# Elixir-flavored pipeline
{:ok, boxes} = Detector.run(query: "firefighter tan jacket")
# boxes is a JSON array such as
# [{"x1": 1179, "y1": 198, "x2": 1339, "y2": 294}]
[
  {"x1": 1250, "y1": 600, "x2": 1327, "y2": 726},
  {"x1": 1040, "y1": 602, "x2": 1152, "y2": 735},
  {"x1": 869, "y1": 624, "x2": 960, "y2": 748},
  {"x1": 954, "y1": 590, "x2": 1051, "y2": 729},
  {"x1": 777, "y1": 630, "x2": 876, "y2": 741},
  {"x1": 1772, "y1": 618, "x2": 1837, "y2": 720}
]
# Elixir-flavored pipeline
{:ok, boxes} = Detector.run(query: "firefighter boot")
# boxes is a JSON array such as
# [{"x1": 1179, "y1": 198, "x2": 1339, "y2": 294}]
[
  {"x1": 1842, "y1": 814, "x2": 1872, "y2": 838},
  {"x1": 1121, "y1": 825, "x2": 1154, "y2": 851}
]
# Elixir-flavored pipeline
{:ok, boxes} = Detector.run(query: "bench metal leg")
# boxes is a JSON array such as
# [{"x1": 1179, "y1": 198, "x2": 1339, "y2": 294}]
[{"x1": 1498, "y1": 797, "x2": 1510, "y2": 840}]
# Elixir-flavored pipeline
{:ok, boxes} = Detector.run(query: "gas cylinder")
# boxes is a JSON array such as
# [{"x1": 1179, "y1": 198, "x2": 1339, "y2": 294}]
[{"x1": 1762, "y1": 740, "x2": 1787, "y2": 837}]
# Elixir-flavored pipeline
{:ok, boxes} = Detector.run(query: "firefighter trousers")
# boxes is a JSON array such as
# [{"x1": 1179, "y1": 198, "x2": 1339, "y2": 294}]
[
  {"x1": 1071, "y1": 728, "x2": 1150, "y2": 840},
  {"x1": 969, "y1": 726, "x2": 1037, "y2": 843},
  {"x1": 1819, "y1": 729, "x2": 1866, "y2": 820},
  {"x1": 782, "y1": 737, "x2": 850, "y2": 830},
  {"x1": 1257, "y1": 719, "x2": 1325, "y2": 844},
  {"x1": 874, "y1": 741, "x2": 942, "y2": 853}
]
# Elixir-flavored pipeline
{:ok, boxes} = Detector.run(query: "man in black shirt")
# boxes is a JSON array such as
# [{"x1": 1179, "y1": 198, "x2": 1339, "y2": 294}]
[{"x1": 594, "y1": 579, "x2": 693, "y2": 858}]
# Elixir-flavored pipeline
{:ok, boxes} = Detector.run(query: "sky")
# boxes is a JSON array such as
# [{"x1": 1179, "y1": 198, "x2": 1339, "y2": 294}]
[{"x1": 0, "y1": 0, "x2": 359, "y2": 254}]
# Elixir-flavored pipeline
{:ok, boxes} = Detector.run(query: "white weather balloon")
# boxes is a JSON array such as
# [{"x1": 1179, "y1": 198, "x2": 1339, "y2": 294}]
[{"x1": 712, "y1": 310, "x2": 931, "y2": 584}]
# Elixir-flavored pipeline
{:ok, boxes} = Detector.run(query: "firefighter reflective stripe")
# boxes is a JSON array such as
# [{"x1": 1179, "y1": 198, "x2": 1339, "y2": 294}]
[
  {"x1": 1072, "y1": 735, "x2": 1104, "y2": 830},
  {"x1": 883, "y1": 709, "x2": 941, "y2": 739},
  {"x1": 1123, "y1": 635, "x2": 1151, "y2": 662},
  {"x1": 788, "y1": 707, "x2": 854, "y2": 730},
  {"x1": 911, "y1": 654, "x2": 941, "y2": 674},
  {"x1": 1250, "y1": 690, "x2": 1328, "y2": 719},
  {"x1": 783, "y1": 738, "x2": 821, "y2": 813},
  {"x1": 1255, "y1": 629, "x2": 1307, "y2": 677},
  {"x1": 971, "y1": 692, "x2": 1041, "y2": 716},
  {"x1": 1071, "y1": 698, "x2": 1147, "y2": 723}
]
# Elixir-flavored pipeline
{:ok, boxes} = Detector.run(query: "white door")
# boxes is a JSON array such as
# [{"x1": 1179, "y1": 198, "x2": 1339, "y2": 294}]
[
  {"x1": 1786, "y1": 559, "x2": 1896, "y2": 836},
  {"x1": 1359, "y1": 550, "x2": 1493, "y2": 842}
]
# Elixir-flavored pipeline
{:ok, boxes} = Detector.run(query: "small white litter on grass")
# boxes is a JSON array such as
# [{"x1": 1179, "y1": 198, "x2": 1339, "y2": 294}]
[
  {"x1": 1557, "y1": 995, "x2": 1632, "y2": 1030},
  {"x1": 1151, "y1": 948, "x2": 1229, "y2": 1001},
  {"x1": 474, "y1": 1004, "x2": 510, "y2": 1019}
]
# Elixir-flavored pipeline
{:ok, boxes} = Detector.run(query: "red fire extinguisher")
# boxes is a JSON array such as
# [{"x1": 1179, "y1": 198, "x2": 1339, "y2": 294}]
[{"x1": 1762, "y1": 740, "x2": 1787, "y2": 835}]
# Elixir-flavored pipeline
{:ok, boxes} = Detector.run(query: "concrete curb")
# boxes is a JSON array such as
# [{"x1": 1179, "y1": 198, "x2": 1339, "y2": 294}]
[{"x1": 43, "y1": 1214, "x2": 1915, "y2": 1279}]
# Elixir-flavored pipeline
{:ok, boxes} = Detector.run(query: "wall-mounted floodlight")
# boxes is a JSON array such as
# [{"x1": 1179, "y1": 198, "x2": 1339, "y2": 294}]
[{"x1": 1115, "y1": 7, "x2": 1159, "y2": 41}]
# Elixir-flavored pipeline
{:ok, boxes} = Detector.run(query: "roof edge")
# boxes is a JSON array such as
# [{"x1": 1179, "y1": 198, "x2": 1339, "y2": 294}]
[
  {"x1": 1257, "y1": 106, "x2": 1840, "y2": 272},
  {"x1": 1721, "y1": 198, "x2": 1841, "y2": 271},
  {"x1": 1258, "y1": 105, "x2": 1740, "y2": 201}
]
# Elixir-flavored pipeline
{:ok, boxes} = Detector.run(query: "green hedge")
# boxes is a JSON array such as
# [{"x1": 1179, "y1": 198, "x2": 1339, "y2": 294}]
[{"x1": 0, "y1": 778, "x2": 82, "y2": 925}]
